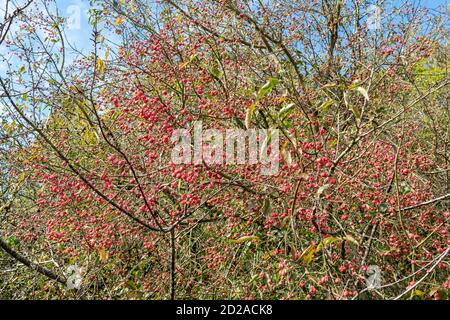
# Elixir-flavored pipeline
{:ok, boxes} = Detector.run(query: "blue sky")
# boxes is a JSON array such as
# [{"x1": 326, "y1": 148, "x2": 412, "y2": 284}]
[
  {"x1": 0, "y1": 0, "x2": 448, "y2": 74},
  {"x1": 1, "y1": 0, "x2": 448, "y2": 56},
  {"x1": 56, "y1": 0, "x2": 93, "y2": 53},
  {"x1": 0, "y1": 0, "x2": 447, "y2": 115},
  {"x1": 53, "y1": 0, "x2": 450, "y2": 53}
]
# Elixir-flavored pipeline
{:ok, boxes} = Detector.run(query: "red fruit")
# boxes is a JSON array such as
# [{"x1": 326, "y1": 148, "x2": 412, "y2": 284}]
[{"x1": 309, "y1": 285, "x2": 317, "y2": 295}]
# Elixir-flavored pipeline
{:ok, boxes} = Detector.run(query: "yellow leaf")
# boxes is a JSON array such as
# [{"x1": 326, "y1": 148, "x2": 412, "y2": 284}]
[
  {"x1": 179, "y1": 53, "x2": 198, "y2": 69},
  {"x1": 413, "y1": 289, "x2": 424, "y2": 298},
  {"x1": 104, "y1": 47, "x2": 110, "y2": 62},
  {"x1": 343, "y1": 234, "x2": 359, "y2": 245},
  {"x1": 319, "y1": 99, "x2": 335, "y2": 113},
  {"x1": 322, "y1": 82, "x2": 337, "y2": 88},
  {"x1": 98, "y1": 248, "x2": 108, "y2": 263},
  {"x1": 300, "y1": 245, "x2": 317, "y2": 265},
  {"x1": 245, "y1": 103, "x2": 257, "y2": 129},
  {"x1": 262, "y1": 249, "x2": 277, "y2": 260},
  {"x1": 115, "y1": 17, "x2": 124, "y2": 26},
  {"x1": 230, "y1": 235, "x2": 259, "y2": 244},
  {"x1": 277, "y1": 96, "x2": 287, "y2": 103},
  {"x1": 18, "y1": 171, "x2": 27, "y2": 185},
  {"x1": 322, "y1": 236, "x2": 340, "y2": 246},
  {"x1": 96, "y1": 59, "x2": 105, "y2": 76}
]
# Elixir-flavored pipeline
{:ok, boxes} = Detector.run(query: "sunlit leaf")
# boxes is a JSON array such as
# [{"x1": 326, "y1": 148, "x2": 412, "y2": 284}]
[
  {"x1": 355, "y1": 86, "x2": 370, "y2": 102},
  {"x1": 257, "y1": 78, "x2": 279, "y2": 101},
  {"x1": 115, "y1": 17, "x2": 124, "y2": 25},
  {"x1": 319, "y1": 99, "x2": 335, "y2": 113},
  {"x1": 317, "y1": 184, "x2": 329, "y2": 196},
  {"x1": 245, "y1": 103, "x2": 257, "y2": 129},
  {"x1": 98, "y1": 248, "x2": 108, "y2": 263},
  {"x1": 343, "y1": 235, "x2": 359, "y2": 245},
  {"x1": 230, "y1": 236, "x2": 260, "y2": 244},
  {"x1": 278, "y1": 103, "x2": 295, "y2": 117}
]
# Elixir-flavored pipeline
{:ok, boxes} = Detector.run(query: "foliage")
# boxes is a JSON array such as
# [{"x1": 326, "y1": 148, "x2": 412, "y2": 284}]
[{"x1": 0, "y1": 0, "x2": 448, "y2": 300}]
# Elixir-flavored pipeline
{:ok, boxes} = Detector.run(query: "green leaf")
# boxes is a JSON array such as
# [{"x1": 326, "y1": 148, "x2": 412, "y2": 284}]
[
  {"x1": 317, "y1": 184, "x2": 329, "y2": 196},
  {"x1": 319, "y1": 99, "x2": 335, "y2": 113},
  {"x1": 351, "y1": 105, "x2": 361, "y2": 120},
  {"x1": 379, "y1": 202, "x2": 388, "y2": 213},
  {"x1": 7, "y1": 236, "x2": 19, "y2": 247},
  {"x1": 262, "y1": 198, "x2": 271, "y2": 216},
  {"x1": 256, "y1": 78, "x2": 279, "y2": 101},
  {"x1": 245, "y1": 78, "x2": 280, "y2": 128},
  {"x1": 278, "y1": 103, "x2": 295, "y2": 117},
  {"x1": 400, "y1": 182, "x2": 411, "y2": 195},
  {"x1": 18, "y1": 66, "x2": 26, "y2": 74}
]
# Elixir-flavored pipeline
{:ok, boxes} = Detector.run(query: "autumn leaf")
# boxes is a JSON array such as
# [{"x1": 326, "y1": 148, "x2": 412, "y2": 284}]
[{"x1": 230, "y1": 236, "x2": 260, "y2": 244}]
